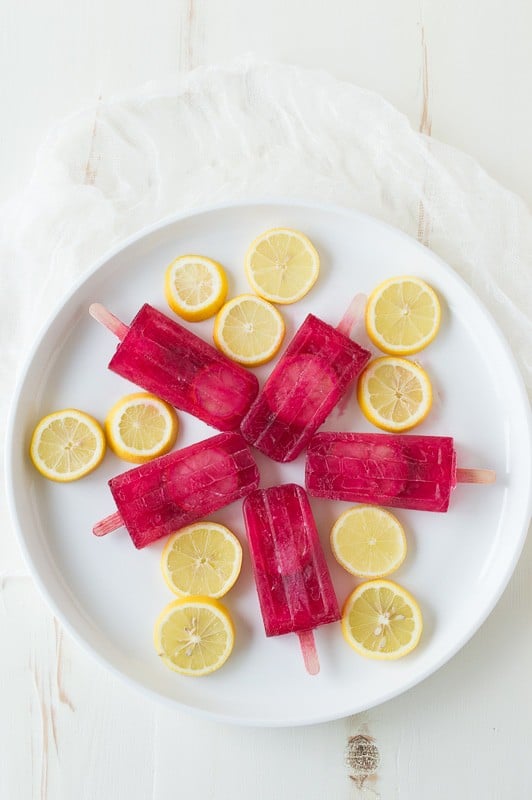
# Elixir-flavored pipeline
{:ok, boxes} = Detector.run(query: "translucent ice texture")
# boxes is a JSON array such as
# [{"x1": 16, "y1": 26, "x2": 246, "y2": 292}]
[
  {"x1": 243, "y1": 484, "x2": 340, "y2": 636},
  {"x1": 241, "y1": 314, "x2": 370, "y2": 462},
  {"x1": 306, "y1": 432, "x2": 457, "y2": 512},
  {"x1": 109, "y1": 432, "x2": 259, "y2": 548},
  {"x1": 109, "y1": 304, "x2": 259, "y2": 431}
]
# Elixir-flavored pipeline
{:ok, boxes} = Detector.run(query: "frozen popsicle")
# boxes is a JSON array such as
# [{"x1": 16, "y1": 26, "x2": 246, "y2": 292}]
[
  {"x1": 305, "y1": 432, "x2": 495, "y2": 512},
  {"x1": 89, "y1": 303, "x2": 259, "y2": 432},
  {"x1": 94, "y1": 432, "x2": 259, "y2": 548},
  {"x1": 243, "y1": 483, "x2": 340, "y2": 674},
  {"x1": 240, "y1": 314, "x2": 371, "y2": 462}
]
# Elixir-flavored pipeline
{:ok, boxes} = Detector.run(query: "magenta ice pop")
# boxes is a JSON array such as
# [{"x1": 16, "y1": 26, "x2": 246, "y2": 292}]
[
  {"x1": 89, "y1": 303, "x2": 259, "y2": 432},
  {"x1": 94, "y1": 433, "x2": 259, "y2": 548},
  {"x1": 240, "y1": 314, "x2": 371, "y2": 462},
  {"x1": 305, "y1": 432, "x2": 495, "y2": 512},
  {"x1": 242, "y1": 483, "x2": 340, "y2": 674}
]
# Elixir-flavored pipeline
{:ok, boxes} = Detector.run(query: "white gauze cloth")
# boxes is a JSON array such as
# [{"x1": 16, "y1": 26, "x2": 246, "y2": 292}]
[{"x1": 1, "y1": 59, "x2": 530, "y2": 506}]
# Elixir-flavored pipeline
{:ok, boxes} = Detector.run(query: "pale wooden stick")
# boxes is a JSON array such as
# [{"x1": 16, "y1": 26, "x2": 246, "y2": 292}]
[
  {"x1": 456, "y1": 468, "x2": 496, "y2": 484},
  {"x1": 93, "y1": 512, "x2": 124, "y2": 537},
  {"x1": 335, "y1": 293, "x2": 367, "y2": 338},
  {"x1": 298, "y1": 630, "x2": 320, "y2": 675},
  {"x1": 89, "y1": 303, "x2": 129, "y2": 341}
]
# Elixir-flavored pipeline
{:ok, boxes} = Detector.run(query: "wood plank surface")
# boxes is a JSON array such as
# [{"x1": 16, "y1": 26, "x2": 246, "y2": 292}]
[{"x1": 1, "y1": 1, "x2": 531, "y2": 797}]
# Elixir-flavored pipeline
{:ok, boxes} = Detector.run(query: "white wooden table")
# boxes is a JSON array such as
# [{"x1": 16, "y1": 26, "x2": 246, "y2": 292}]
[{"x1": 2, "y1": 2, "x2": 531, "y2": 797}]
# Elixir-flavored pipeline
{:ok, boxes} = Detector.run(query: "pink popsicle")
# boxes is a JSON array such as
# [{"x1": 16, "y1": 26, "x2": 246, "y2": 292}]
[
  {"x1": 90, "y1": 303, "x2": 259, "y2": 432},
  {"x1": 94, "y1": 433, "x2": 259, "y2": 548},
  {"x1": 240, "y1": 314, "x2": 371, "y2": 462},
  {"x1": 242, "y1": 483, "x2": 340, "y2": 674},
  {"x1": 305, "y1": 432, "x2": 495, "y2": 512}
]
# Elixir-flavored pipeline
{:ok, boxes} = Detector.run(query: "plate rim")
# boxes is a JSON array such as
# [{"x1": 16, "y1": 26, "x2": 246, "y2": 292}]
[{"x1": 5, "y1": 198, "x2": 532, "y2": 727}]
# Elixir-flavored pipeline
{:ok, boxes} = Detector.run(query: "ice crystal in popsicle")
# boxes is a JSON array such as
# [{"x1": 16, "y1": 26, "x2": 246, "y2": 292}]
[
  {"x1": 94, "y1": 433, "x2": 259, "y2": 548},
  {"x1": 305, "y1": 432, "x2": 495, "y2": 512},
  {"x1": 243, "y1": 483, "x2": 340, "y2": 673},
  {"x1": 90, "y1": 303, "x2": 258, "y2": 432},
  {"x1": 241, "y1": 314, "x2": 370, "y2": 462}
]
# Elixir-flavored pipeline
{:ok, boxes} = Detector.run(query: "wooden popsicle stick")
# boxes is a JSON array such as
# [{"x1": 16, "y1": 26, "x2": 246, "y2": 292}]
[
  {"x1": 335, "y1": 293, "x2": 367, "y2": 338},
  {"x1": 456, "y1": 468, "x2": 496, "y2": 484},
  {"x1": 298, "y1": 630, "x2": 320, "y2": 675},
  {"x1": 89, "y1": 303, "x2": 129, "y2": 341},
  {"x1": 93, "y1": 512, "x2": 124, "y2": 536}
]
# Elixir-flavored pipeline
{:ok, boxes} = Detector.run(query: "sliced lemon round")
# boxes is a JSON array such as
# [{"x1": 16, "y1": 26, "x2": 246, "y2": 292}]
[
  {"x1": 244, "y1": 228, "x2": 320, "y2": 304},
  {"x1": 331, "y1": 506, "x2": 407, "y2": 578},
  {"x1": 213, "y1": 294, "x2": 285, "y2": 366},
  {"x1": 105, "y1": 393, "x2": 178, "y2": 464},
  {"x1": 154, "y1": 596, "x2": 235, "y2": 676},
  {"x1": 357, "y1": 356, "x2": 432, "y2": 432},
  {"x1": 30, "y1": 409, "x2": 106, "y2": 482},
  {"x1": 161, "y1": 522, "x2": 243, "y2": 598},
  {"x1": 342, "y1": 579, "x2": 423, "y2": 660},
  {"x1": 165, "y1": 254, "x2": 228, "y2": 321},
  {"x1": 365, "y1": 276, "x2": 441, "y2": 355}
]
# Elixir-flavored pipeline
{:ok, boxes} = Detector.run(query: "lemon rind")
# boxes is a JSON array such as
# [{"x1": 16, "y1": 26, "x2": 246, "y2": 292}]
[
  {"x1": 330, "y1": 506, "x2": 407, "y2": 578},
  {"x1": 213, "y1": 294, "x2": 285, "y2": 366},
  {"x1": 161, "y1": 522, "x2": 243, "y2": 599},
  {"x1": 341, "y1": 579, "x2": 423, "y2": 660},
  {"x1": 165, "y1": 255, "x2": 228, "y2": 322},
  {"x1": 244, "y1": 228, "x2": 320, "y2": 305},
  {"x1": 105, "y1": 392, "x2": 178, "y2": 464},
  {"x1": 153, "y1": 596, "x2": 235, "y2": 676},
  {"x1": 30, "y1": 409, "x2": 106, "y2": 482},
  {"x1": 365, "y1": 276, "x2": 441, "y2": 356},
  {"x1": 357, "y1": 356, "x2": 433, "y2": 432}
]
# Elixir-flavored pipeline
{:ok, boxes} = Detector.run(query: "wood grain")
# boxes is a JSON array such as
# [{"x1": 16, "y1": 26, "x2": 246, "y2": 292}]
[
  {"x1": 84, "y1": 97, "x2": 103, "y2": 187},
  {"x1": 417, "y1": 9, "x2": 433, "y2": 248},
  {"x1": 1, "y1": 0, "x2": 532, "y2": 797},
  {"x1": 178, "y1": 0, "x2": 205, "y2": 72},
  {"x1": 0, "y1": 576, "x2": 158, "y2": 800}
]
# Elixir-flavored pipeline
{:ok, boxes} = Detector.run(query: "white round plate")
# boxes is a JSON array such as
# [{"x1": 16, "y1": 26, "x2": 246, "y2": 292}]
[{"x1": 6, "y1": 201, "x2": 531, "y2": 727}]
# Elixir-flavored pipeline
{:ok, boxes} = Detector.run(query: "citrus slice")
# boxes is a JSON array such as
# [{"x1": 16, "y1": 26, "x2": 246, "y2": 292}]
[
  {"x1": 154, "y1": 596, "x2": 235, "y2": 676},
  {"x1": 341, "y1": 579, "x2": 423, "y2": 660},
  {"x1": 357, "y1": 356, "x2": 432, "y2": 432},
  {"x1": 165, "y1": 255, "x2": 228, "y2": 321},
  {"x1": 244, "y1": 228, "x2": 320, "y2": 304},
  {"x1": 331, "y1": 506, "x2": 407, "y2": 578},
  {"x1": 161, "y1": 522, "x2": 243, "y2": 598},
  {"x1": 213, "y1": 294, "x2": 285, "y2": 366},
  {"x1": 105, "y1": 392, "x2": 178, "y2": 464},
  {"x1": 30, "y1": 409, "x2": 106, "y2": 482},
  {"x1": 365, "y1": 276, "x2": 441, "y2": 355}
]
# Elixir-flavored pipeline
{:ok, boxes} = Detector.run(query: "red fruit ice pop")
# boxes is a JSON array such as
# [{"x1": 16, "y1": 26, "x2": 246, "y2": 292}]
[
  {"x1": 242, "y1": 483, "x2": 340, "y2": 674},
  {"x1": 240, "y1": 314, "x2": 371, "y2": 462},
  {"x1": 89, "y1": 303, "x2": 259, "y2": 432},
  {"x1": 305, "y1": 432, "x2": 495, "y2": 512},
  {"x1": 94, "y1": 432, "x2": 259, "y2": 548}
]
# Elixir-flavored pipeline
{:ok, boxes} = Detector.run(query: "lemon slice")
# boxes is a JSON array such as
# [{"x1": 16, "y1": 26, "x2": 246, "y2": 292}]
[
  {"x1": 331, "y1": 506, "x2": 407, "y2": 578},
  {"x1": 342, "y1": 579, "x2": 423, "y2": 660},
  {"x1": 365, "y1": 276, "x2": 441, "y2": 355},
  {"x1": 165, "y1": 255, "x2": 228, "y2": 321},
  {"x1": 244, "y1": 228, "x2": 320, "y2": 304},
  {"x1": 357, "y1": 356, "x2": 432, "y2": 432},
  {"x1": 105, "y1": 393, "x2": 178, "y2": 463},
  {"x1": 213, "y1": 294, "x2": 285, "y2": 366},
  {"x1": 154, "y1": 596, "x2": 235, "y2": 676},
  {"x1": 30, "y1": 409, "x2": 106, "y2": 482},
  {"x1": 161, "y1": 522, "x2": 243, "y2": 598}
]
